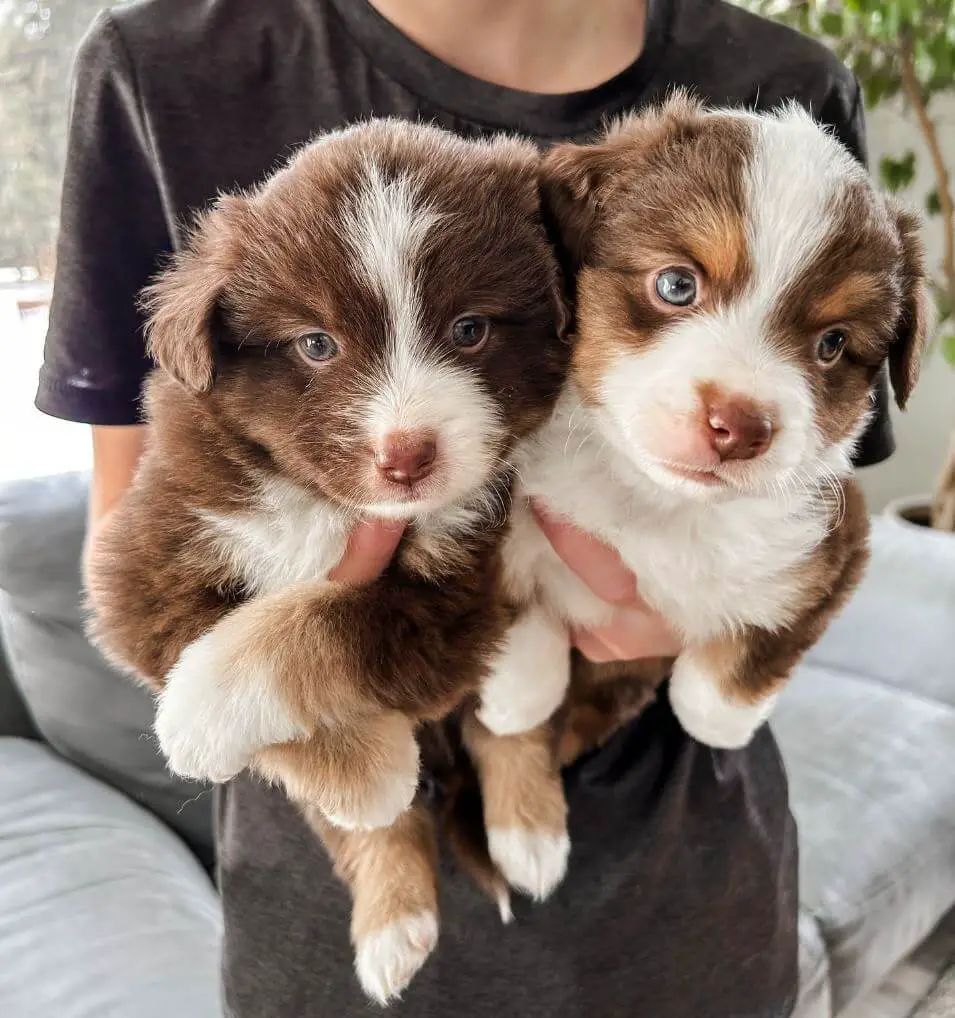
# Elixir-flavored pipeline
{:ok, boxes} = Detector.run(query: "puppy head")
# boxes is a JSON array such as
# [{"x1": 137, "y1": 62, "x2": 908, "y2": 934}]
[
  {"x1": 143, "y1": 121, "x2": 568, "y2": 518},
  {"x1": 543, "y1": 95, "x2": 927, "y2": 501}
]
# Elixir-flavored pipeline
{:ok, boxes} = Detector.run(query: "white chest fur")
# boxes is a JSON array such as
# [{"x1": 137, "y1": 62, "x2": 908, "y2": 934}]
[
  {"x1": 510, "y1": 391, "x2": 831, "y2": 642},
  {"x1": 194, "y1": 475, "x2": 499, "y2": 599},
  {"x1": 196, "y1": 476, "x2": 352, "y2": 597}
]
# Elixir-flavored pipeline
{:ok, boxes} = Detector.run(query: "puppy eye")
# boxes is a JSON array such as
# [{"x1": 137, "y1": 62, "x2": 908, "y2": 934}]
[
  {"x1": 655, "y1": 268, "x2": 698, "y2": 307},
  {"x1": 816, "y1": 329, "x2": 847, "y2": 365},
  {"x1": 298, "y1": 331, "x2": 339, "y2": 363},
  {"x1": 450, "y1": 315, "x2": 490, "y2": 352}
]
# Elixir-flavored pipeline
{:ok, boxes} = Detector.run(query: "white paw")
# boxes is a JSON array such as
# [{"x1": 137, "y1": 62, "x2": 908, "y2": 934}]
[
  {"x1": 322, "y1": 716, "x2": 420, "y2": 831},
  {"x1": 477, "y1": 607, "x2": 570, "y2": 736},
  {"x1": 668, "y1": 655, "x2": 777, "y2": 750},
  {"x1": 355, "y1": 911, "x2": 438, "y2": 1005},
  {"x1": 155, "y1": 617, "x2": 307, "y2": 782},
  {"x1": 487, "y1": 827, "x2": 570, "y2": 901}
]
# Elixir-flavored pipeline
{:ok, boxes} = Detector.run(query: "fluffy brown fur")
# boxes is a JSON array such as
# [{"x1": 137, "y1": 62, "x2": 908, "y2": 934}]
[{"x1": 85, "y1": 119, "x2": 570, "y2": 1003}]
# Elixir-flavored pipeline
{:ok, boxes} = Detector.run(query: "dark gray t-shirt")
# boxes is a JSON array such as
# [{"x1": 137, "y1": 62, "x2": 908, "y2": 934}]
[{"x1": 38, "y1": 2, "x2": 887, "y2": 1015}]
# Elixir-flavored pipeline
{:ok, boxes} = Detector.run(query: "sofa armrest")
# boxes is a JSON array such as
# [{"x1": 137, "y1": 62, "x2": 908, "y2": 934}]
[
  {"x1": 0, "y1": 472, "x2": 213, "y2": 866},
  {"x1": 0, "y1": 630, "x2": 37, "y2": 740}
]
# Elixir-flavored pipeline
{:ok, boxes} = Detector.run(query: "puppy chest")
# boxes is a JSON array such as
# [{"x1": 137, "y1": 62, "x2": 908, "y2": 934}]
[
  {"x1": 197, "y1": 480, "x2": 350, "y2": 597},
  {"x1": 614, "y1": 509, "x2": 827, "y2": 638}
]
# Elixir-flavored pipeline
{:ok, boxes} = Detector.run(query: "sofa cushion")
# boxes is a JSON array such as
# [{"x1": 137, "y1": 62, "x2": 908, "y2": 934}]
[
  {"x1": 0, "y1": 737, "x2": 221, "y2": 1018},
  {"x1": 0, "y1": 633, "x2": 37, "y2": 740},
  {"x1": 803, "y1": 517, "x2": 955, "y2": 708},
  {"x1": 796, "y1": 910, "x2": 832, "y2": 1018},
  {"x1": 0, "y1": 473, "x2": 213, "y2": 862},
  {"x1": 773, "y1": 666, "x2": 955, "y2": 1013}
]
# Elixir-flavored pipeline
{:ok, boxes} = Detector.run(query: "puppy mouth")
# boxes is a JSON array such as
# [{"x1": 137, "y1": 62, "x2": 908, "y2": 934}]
[
  {"x1": 363, "y1": 473, "x2": 452, "y2": 516},
  {"x1": 656, "y1": 459, "x2": 727, "y2": 488}
]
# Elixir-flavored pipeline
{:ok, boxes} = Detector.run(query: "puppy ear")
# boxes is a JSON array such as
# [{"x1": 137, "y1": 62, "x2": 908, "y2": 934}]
[
  {"x1": 887, "y1": 201, "x2": 929, "y2": 410},
  {"x1": 140, "y1": 195, "x2": 246, "y2": 395},
  {"x1": 540, "y1": 141, "x2": 610, "y2": 271},
  {"x1": 540, "y1": 91, "x2": 707, "y2": 271}
]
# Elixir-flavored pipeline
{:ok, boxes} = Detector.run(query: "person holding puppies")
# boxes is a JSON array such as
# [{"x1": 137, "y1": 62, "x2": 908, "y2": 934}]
[{"x1": 39, "y1": 0, "x2": 896, "y2": 1015}]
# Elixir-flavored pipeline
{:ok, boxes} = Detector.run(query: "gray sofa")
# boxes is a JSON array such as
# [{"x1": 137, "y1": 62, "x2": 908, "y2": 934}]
[{"x1": 1, "y1": 472, "x2": 953, "y2": 1018}]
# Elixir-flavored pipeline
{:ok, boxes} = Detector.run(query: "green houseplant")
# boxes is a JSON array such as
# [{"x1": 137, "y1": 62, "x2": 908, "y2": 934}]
[{"x1": 739, "y1": 0, "x2": 955, "y2": 530}]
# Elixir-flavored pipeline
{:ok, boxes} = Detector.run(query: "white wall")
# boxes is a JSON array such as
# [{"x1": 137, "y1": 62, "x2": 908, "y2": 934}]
[{"x1": 858, "y1": 97, "x2": 955, "y2": 510}]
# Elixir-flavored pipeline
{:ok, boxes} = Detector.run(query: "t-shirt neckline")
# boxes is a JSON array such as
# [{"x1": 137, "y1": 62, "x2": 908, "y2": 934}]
[{"x1": 326, "y1": 0, "x2": 676, "y2": 139}]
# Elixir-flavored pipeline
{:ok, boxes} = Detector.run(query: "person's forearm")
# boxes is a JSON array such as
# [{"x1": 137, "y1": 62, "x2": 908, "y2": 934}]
[{"x1": 84, "y1": 424, "x2": 148, "y2": 577}]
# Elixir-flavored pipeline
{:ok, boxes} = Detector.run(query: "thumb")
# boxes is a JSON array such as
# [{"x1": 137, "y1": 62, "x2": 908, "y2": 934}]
[{"x1": 329, "y1": 518, "x2": 406, "y2": 585}]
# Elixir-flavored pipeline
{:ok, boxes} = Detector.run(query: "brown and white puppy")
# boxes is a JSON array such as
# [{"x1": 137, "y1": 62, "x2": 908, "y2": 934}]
[
  {"x1": 85, "y1": 119, "x2": 570, "y2": 1002},
  {"x1": 473, "y1": 95, "x2": 927, "y2": 900}
]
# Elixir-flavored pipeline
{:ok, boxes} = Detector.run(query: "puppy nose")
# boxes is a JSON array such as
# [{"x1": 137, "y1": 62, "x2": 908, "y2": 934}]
[
  {"x1": 705, "y1": 396, "x2": 774, "y2": 461},
  {"x1": 375, "y1": 431, "x2": 437, "y2": 485}
]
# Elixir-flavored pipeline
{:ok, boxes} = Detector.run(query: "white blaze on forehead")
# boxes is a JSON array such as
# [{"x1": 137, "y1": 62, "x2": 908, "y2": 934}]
[
  {"x1": 343, "y1": 160, "x2": 449, "y2": 437},
  {"x1": 741, "y1": 104, "x2": 867, "y2": 314},
  {"x1": 342, "y1": 160, "x2": 441, "y2": 363},
  {"x1": 342, "y1": 158, "x2": 503, "y2": 505}
]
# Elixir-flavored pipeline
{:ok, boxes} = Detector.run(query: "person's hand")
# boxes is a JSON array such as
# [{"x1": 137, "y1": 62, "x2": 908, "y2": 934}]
[
  {"x1": 329, "y1": 518, "x2": 406, "y2": 585},
  {"x1": 532, "y1": 503, "x2": 681, "y2": 663}
]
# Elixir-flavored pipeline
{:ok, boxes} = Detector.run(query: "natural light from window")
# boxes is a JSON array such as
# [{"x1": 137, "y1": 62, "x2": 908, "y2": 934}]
[{"x1": 1, "y1": 0, "x2": 107, "y2": 482}]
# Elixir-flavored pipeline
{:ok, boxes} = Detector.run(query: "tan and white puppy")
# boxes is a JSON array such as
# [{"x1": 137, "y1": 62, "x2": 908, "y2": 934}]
[{"x1": 478, "y1": 95, "x2": 927, "y2": 900}]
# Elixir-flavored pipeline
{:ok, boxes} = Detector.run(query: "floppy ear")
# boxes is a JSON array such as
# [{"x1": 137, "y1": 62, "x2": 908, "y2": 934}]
[
  {"x1": 887, "y1": 201, "x2": 929, "y2": 410},
  {"x1": 140, "y1": 195, "x2": 246, "y2": 395},
  {"x1": 539, "y1": 141, "x2": 611, "y2": 273},
  {"x1": 540, "y1": 91, "x2": 707, "y2": 273}
]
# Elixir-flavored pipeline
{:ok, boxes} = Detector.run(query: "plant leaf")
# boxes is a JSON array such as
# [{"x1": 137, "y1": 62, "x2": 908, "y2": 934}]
[
  {"x1": 941, "y1": 332, "x2": 955, "y2": 368},
  {"x1": 820, "y1": 11, "x2": 843, "y2": 35},
  {"x1": 926, "y1": 189, "x2": 942, "y2": 216},
  {"x1": 879, "y1": 152, "x2": 917, "y2": 192}
]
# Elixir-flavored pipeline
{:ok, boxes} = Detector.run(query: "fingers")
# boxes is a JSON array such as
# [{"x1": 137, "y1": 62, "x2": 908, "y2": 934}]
[
  {"x1": 571, "y1": 603, "x2": 682, "y2": 663},
  {"x1": 531, "y1": 502, "x2": 638, "y2": 607},
  {"x1": 329, "y1": 518, "x2": 406, "y2": 585},
  {"x1": 531, "y1": 500, "x2": 680, "y2": 663}
]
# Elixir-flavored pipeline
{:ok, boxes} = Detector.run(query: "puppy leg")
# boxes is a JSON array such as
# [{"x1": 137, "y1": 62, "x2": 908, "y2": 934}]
[
  {"x1": 477, "y1": 603, "x2": 571, "y2": 736},
  {"x1": 153, "y1": 599, "x2": 315, "y2": 784},
  {"x1": 307, "y1": 803, "x2": 440, "y2": 1006},
  {"x1": 158, "y1": 569, "x2": 508, "y2": 806},
  {"x1": 670, "y1": 506, "x2": 871, "y2": 749},
  {"x1": 668, "y1": 638, "x2": 782, "y2": 750},
  {"x1": 462, "y1": 713, "x2": 569, "y2": 902},
  {"x1": 256, "y1": 718, "x2": 420, "y2": 832}
]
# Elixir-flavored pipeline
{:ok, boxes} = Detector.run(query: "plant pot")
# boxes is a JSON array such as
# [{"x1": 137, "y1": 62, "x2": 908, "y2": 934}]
[{"x1": 883, "y1": 494, "x2": 937, "y2": 530}]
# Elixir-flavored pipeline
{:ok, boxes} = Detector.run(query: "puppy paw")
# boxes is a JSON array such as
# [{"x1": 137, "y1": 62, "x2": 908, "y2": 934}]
[
  {"x1": 477, "y1": 608, "x2": 570, "y2": 736},
  {"x1": 487, "y1": 827, "x2": 570, "y2": 901},
  {"x1": 355, "y1": 911, "x2": 438, "y2": 1005},
  {"x1": 155, "y1": 617, "x2": 307, "y2": 782},
  {"x1": 668, "y1": 656, "x2": 777, "y2": 750},
  {"x1": 321, "y1": 715, "x2": 420, "y2": 831}
]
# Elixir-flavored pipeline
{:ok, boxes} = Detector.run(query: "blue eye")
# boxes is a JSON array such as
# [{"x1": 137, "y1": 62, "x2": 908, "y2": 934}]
[
  {"x1": 655, "y1": 268, "x2": 698, "y2": 307},
  {"x1": 298, "y1": 332, "x2": 339, "y2": 362},
  {"x1": 451, "y1": 315, "x2": 490, "y2": 351},
  {"x1": 816, "y1": 329, "x2": 847, "y2": 365}
]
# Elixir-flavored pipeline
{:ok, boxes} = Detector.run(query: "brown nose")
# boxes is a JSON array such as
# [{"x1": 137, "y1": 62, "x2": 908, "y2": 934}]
[
  {"x1": 705, "y1": 396, "x2": 774, "y2": 461},
  {"x1": 375, "y1": 431, "x2": 437, "y2": 485}
]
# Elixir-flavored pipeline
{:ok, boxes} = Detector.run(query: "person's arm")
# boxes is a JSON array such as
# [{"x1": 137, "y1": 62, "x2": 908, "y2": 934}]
[{"x1": 83, "y1": 424, "x2": 148, "y2": 580}]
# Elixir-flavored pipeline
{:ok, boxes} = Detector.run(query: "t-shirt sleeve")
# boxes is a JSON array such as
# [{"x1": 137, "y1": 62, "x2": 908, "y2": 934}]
[
  {"x1": 35, "y1": 11, "x2": 172, "y2": 425},
  {"x1": 819, "y1": 76, "x2": 895, "y2": 468}
]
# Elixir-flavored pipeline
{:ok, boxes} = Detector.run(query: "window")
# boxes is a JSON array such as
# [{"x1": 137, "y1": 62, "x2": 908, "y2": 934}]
[{"x1": 0, "y1": 1, "x2": 115, "y2": 481}]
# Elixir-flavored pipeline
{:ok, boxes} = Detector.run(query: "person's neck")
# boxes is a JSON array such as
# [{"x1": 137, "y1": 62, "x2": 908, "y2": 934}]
[{"x1": 367, "y1": 0, "x2": 649, "y2": 94}]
